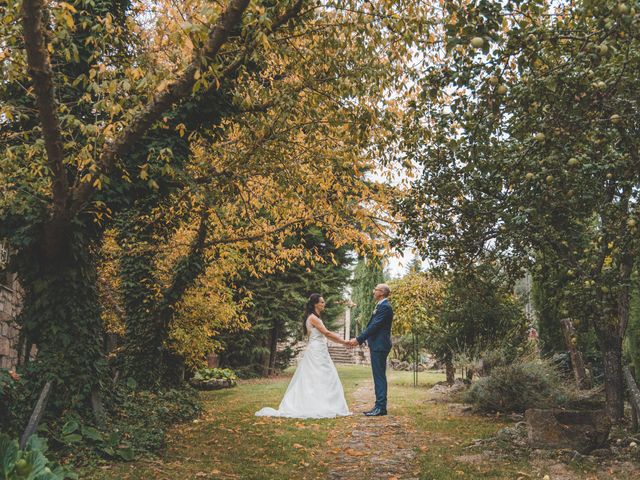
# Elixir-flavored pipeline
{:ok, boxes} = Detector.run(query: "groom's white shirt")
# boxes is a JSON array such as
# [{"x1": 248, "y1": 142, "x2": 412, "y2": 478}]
[{"x1": 373, "y1": 298, "x2": 388, "y2": 314}]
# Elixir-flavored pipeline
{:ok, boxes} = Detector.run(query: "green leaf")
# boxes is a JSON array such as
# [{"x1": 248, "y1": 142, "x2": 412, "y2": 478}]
[
  {"x1": 23, "y1": 450, "x2": 47, "y2": 480},
  {"x1": 26, "y1": 435, "x2": 48, "y2": 454},
  {"x1": 80, "y1": 426, "x2": 103, "y2": 442},
  {"x1": 106, "y1": 432, "x2": 120, "y2": 447},
  {"x1": 61, "y1": 421, "x2": 79, "y2": 436},
  {"x1": 116, "y1": 447, "x2": 135, "y2": 461},
  {"x1": 61, "y1": 434, "x2": 82, "y2": 444},
  {"x1": 100, "y1": 446, "x2": 115, "y2": 457},
  {"x1": 0, "y1": 434, "x2": 19, "y2": 478}
]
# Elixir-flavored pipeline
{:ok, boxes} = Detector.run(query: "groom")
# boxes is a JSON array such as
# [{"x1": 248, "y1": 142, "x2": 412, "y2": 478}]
[{"x1": 348, "y1": 283, "x2": 393, "y2": 416}]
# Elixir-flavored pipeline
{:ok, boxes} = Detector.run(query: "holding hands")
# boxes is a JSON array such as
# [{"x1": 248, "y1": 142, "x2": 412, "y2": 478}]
[{"x1": 346, "y1": 338, "x2": 359, "y2": 348}]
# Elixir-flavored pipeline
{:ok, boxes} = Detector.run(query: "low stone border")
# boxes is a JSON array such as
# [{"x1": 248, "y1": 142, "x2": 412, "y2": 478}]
[{"x1": 189, "y1": 378, "x2": 236, "y2": 391}]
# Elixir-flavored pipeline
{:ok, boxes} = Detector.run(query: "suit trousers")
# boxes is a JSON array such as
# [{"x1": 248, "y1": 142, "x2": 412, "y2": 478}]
[{"x1": 370, "y1": 349, "x2": 389, "y2": 410}]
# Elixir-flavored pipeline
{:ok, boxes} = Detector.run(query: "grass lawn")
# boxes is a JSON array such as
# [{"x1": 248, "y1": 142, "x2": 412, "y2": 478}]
[{"x1": 81, "y1": 365, "x2": 616, "y2": 479}]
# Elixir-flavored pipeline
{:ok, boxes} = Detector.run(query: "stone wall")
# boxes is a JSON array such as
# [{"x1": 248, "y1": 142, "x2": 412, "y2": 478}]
[{"x1": 0, "y1": 272, "x2": 22, "y2": 369}]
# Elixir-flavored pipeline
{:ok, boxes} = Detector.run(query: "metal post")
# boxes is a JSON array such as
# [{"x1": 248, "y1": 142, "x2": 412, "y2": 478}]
[{"x1": 411, "y1": 330, "x2": 418, "y2": 387}]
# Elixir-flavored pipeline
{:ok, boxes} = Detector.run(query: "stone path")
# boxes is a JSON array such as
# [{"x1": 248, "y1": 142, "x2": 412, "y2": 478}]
[{"x1": 324, "y1": 382, "x2": 422, "y2": 480}]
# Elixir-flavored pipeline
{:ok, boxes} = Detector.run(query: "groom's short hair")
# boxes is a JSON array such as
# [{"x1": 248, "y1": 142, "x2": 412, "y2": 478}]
[{"x1": 378, "y1": 284, "x2": 391, "y2": 297}]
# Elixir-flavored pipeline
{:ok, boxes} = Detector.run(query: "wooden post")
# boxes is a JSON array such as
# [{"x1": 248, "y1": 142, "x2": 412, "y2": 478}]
[
  {"x1": 560, "y1": 318, "x2": 592, "y2": 389},
  {"x1": 20, "y1": 380, "x2": 52, "y2": 449},
  {"x1": 623, "y1": 366, "x2": 640, "y2": 432}
]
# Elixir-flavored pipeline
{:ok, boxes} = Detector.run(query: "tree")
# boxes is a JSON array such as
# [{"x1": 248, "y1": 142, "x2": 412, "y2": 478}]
[
  {"x1": 2, "y1": 0, "x2": 435, "y2": 413},
  {"x1": 350, "y1": 256, "x2": 385, "y2": 335},
  {"x1": 397, "y1": 0, "x2": 640, "y2": 420},
  {"x1": 387, "y1": 271, "x2": 445, "y2": 375},
  {"x1": 625, "y1": 273, "x2": 640, "y2": 376},
  {"x1": 436, "y1": 266, "x2": 529, "y2": 383},
  {"x1": 219, "y1": 227, "x2": 352, "y2": 376},
  {"x1": 531, "y1": 271, "x2": 567, "y2": 354}
]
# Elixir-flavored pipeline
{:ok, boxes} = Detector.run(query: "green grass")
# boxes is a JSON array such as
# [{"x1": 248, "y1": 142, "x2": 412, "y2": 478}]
[{"x1": 80, "y1": 365, "x2": 579, "y2": 480}]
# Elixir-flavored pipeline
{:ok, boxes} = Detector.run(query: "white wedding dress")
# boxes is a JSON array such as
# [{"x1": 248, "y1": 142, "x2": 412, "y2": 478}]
[{"x1": 255, "y1": 319, "x2": 351, "y2": 419}]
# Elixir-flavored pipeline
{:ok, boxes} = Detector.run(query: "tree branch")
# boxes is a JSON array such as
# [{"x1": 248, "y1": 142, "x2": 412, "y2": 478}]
[
  {"x1": 21, "y1": 0, "x2": 69, "y2": 210},
  {"x1": 204, "y1": 214, "x2": 323, "y2": 248},
  {"x1": 203, "y1": 0, "x2": 306, "y2": 95},
  {"x1": 71, "y1": 0, "x2": 252, "y2": 212}
]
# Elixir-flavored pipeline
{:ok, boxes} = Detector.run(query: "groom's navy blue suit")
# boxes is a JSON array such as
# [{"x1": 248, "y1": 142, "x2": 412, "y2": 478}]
[{"x1": 356, "y1": 298, "x2": 393, "y2": 411}]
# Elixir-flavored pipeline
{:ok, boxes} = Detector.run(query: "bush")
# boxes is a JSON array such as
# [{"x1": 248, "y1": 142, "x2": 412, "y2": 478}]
[
  {"x1": 0, "y1": 369, "x2": 31, "y2": 437},
  {"x1": 105, "y1": 384, "x2": 202, "y2": 453},
  {"x1": 0, "y1": 369, "x2": 19, "y2": 430},
  {"x1": 190, "y1": 368, "x2": 238, "y2": 391},
  {"x1": 2, "y1": 372, "x2": 202, "y2": 465},
  {"x1": 192, "y1": 368, "x2": 237, "y2": 383},
  {"x1": 465, "y1": 359, "x2": 566, "y2": 413},
  {"x1": 0, "y1": 434, "x2": 76, "y2": 480},
  {"x1": 41, "y1": 384, "x2": 202, "y2": 465}
]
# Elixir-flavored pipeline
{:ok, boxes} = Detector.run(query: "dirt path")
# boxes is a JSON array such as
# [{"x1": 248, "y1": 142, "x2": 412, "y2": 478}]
[{"x1": 324, "y1": 381, "x2": 423, "y2": 480}]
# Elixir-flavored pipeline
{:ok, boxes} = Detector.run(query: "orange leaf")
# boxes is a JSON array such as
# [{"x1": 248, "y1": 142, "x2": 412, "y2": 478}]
[{"x1": 345, "y1": 448, "x2": 368, "y2": 457}]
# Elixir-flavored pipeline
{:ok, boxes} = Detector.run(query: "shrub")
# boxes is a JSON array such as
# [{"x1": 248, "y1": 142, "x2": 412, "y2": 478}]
[
  {"x1": 0, "y1": 434, "x2": 76, "y2": 480},
  {"x1": 192, "y1": 368, "x2": 237, "y2": 383},
  {"x1": 105, "y1": 384, "x2": 202, "y2": 453},
  {"x1": 477, "y1": 349, "x2": 511, "y2": 376},
  {"x1": 0, "y1": 369, "x2": 19, "y2": 430},
  {"x1": 465, "y1": 359, "x2": 566, "y2": 413},
  {"x1": 45, "y1": 382, "x2": 203, "y2": 462},
  {"x1": 190, "y1": 368, "x2": 238, "y2": 391}
]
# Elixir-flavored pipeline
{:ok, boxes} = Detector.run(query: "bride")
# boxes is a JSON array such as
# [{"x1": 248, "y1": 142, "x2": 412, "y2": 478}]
[{"x1": 255, "y1": 293, "x2": 351, "y2": 419}]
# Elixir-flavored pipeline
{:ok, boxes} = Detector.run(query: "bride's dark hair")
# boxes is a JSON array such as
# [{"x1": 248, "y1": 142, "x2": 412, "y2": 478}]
[{"x1": 303, "y1": 293, "x2": 322, "y2": 335}]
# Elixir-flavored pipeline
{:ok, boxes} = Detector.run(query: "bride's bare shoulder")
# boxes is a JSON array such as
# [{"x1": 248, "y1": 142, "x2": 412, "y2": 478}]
[{"x1": 307, "y1": 314, "x2": 322, "y2": 326}]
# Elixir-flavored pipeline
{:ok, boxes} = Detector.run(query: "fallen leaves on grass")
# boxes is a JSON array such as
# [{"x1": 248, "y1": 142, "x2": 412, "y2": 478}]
[{"x1": 345, "y1": 448, "x2": 368, "y2": 457}]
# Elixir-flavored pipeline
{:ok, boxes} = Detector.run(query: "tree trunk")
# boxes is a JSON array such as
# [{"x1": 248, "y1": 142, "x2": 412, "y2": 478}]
[
  {"x1": 262, "y1": 338, "x2": 271, "y2": 376},
  {"x1": 268, "y1": 324, "x2": 280, "y2": 375},
  {"x1": 445, "y1": 360, "x2": 455, "y2": 385},
  {"x1": 623, "y1": 366, "x2": 640, "y2": 432},
  {"x1": 601, "y1": 343, "x2": 624, "y2": 421},
  {"x1": 560, "y1": 318, "x2": 592, "y2": 389},
  {"x1": 118, "y1": 210, "x2": 209, "y2": 388},
  {"x1": 16, "y1": 236, "x2": 106, "y2": 416},
  {"x1": 118, "y1": 235, "x2": 164, "y2": 389}
]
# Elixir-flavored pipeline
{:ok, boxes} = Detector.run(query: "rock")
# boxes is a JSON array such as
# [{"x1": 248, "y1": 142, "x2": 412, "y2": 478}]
[
  {"x1": 450, "y1": 379, "x2": 467, "y2": 393},
  {"x1": 447, "y1": 403, "x2": 473, "y2": 415},
  {"x1": 428, "y1": 384, "x2": 451, "y2": 394},
  {"x1": 417, "y1": 364, "x2": 426, "y2": 372},
  {"x1": 524, "y1": 408, "x2": 611, "y2": 454},
  {"x1": 398, "y1": 361, "x2": 410, "y2": 371},
  {"x1": 590, "y1": 448, "x2": 612, "y2": 458}
]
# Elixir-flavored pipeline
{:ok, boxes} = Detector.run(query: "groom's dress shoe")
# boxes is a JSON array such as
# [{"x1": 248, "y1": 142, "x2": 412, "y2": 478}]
[{"x1": 364, "y1": 407, "x2": 387, "y2": 416}]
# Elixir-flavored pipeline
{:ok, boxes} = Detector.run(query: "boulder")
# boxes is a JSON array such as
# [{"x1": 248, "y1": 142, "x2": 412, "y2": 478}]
[
  {"x1": 447, "y1": 403, "x2": 473, "y2": 415},
  {"x1": 398, "y1": 360, "x2": 410, "y2": 371},
  {"x1": 524, "y1": 408, "x2": 611, "y2": 453}
]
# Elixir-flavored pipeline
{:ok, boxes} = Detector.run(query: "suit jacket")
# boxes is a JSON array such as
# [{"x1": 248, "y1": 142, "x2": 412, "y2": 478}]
[{"x1": 356, "y1": 298, "x2": 393, "y2": 352}]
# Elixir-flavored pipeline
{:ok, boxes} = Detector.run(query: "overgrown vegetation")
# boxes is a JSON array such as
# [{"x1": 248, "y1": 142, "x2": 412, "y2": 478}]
[{"x1": 0, "y1": 434, "x2": 77, "y2": 480}]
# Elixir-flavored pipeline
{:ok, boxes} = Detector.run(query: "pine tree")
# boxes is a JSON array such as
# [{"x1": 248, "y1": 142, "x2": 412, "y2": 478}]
[{"x1": 350, "y1": 256, "x2": 385, "y2": 336}]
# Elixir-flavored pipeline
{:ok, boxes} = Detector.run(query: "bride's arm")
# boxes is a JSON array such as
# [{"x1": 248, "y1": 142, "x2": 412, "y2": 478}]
[{"x1": 309, "y1": 316, "x2": 347, "y2": 345}]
